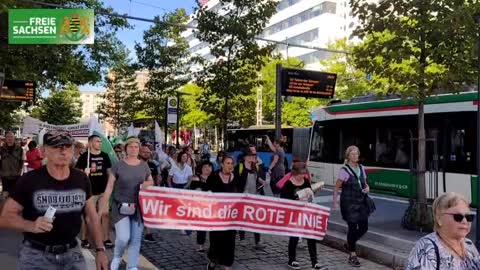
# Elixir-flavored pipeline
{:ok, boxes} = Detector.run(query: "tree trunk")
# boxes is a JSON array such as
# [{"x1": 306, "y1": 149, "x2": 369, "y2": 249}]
[{"x1": 223, "y1": 96, "x2": 228, "y2": 151}]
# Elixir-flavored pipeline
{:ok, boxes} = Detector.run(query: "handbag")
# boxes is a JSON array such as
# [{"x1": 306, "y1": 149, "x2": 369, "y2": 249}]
[
  {"x1": 118, "y1": 202, "x2": 136, "y2": 216},
  {"x1": 365, "y1": 195, "x2": 376, "y2": 215}
]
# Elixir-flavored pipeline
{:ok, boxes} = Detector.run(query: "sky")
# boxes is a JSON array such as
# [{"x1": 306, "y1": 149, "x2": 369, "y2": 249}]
[{"x1": 83, "y1": 0, "x2": 197, "y2": 91}]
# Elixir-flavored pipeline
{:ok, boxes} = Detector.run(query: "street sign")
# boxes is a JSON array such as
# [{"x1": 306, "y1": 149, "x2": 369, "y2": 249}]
[
  {"x1": 0, "y1": 80, "x2": 35, "y2": 102},
  {"x1": 167, "y1": 97, "x2": 178, "y2": 125},
  {"x1": 281, "y1": 68, "x2": 337, "y2": 99},
  {"x1": 9, "y1": 9, "x2": 94, "y2": 44}
]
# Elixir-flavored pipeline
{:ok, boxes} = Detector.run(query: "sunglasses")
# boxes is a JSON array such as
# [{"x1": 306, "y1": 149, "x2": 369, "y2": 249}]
[{"x1": 444, "y1": 213, "x2": 475, "y2": 223}]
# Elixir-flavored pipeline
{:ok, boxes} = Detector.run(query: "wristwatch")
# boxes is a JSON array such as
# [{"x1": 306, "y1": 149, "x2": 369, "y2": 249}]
[{"x1": 95, "y1": 246, "x2": 106, "y2": 252}]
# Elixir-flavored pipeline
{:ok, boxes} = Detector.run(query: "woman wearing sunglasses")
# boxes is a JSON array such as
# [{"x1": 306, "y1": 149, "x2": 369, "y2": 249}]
[{"x1": 406, "y1": 192, "x2": 480, "y2": 270}]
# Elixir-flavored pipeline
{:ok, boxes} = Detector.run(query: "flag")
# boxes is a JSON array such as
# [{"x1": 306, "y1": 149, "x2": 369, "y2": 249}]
[
  {"x1": 89, "y1": 116, "x2": 119, "y2": 166},
  {"x1": 127, "y1": 123, "x2": 140, "y2": 137},
  {"x1": 35, "y1": 128, "x2": 47, "y2": 146},
  {"x1": 155, "y1": 121, "x2": 163, "y2": 152}
]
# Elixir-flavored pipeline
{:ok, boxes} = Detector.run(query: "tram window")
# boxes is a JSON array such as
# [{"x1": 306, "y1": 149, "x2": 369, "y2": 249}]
[
  {"x1": 375, "y1": 128, "x2": 411, "y2": 169},
  {"x1": 446, "y1": 127, "x2": 475, "y2": 174},
  {"x1": 309, "y1": 122, "x2": 339, "y2": 163},
  {"x1": 339, "y1": 123, "x2": 375, "y2": 165}
]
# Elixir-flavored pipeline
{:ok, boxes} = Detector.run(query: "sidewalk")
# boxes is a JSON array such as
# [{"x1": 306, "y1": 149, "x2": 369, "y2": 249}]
[{"x1": 312, "y1": 188, "x2": 476, "y2": 268}]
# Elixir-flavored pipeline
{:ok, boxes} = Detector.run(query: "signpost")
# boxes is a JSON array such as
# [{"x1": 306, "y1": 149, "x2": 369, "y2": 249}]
[
  {"x1": 0, "y1": 79, "x2": 36, "y2": 102},
  {"x1": 167, "y1": 97, "x2": 178, "y2": 125},
  {"x1": 281, "y1": 68, "x2": 337, "y2": 99},
  {"x1": 275, "y1": 66, "x2": 337, "y2": 140}
]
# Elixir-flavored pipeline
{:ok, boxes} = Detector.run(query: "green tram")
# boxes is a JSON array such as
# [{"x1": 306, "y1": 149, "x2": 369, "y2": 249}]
[{"x1": 308, "y1": 92, "x2": 478, "y2": 205}]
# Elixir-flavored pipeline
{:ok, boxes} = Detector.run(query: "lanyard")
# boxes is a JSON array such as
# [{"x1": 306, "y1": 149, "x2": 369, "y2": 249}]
[{"x1": 347, "y1": 163, "x2": 363, "y2": 189}]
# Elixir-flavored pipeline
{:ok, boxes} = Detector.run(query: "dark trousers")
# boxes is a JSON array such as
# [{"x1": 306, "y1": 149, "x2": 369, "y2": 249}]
[
  {"x1": 347, "y1": 220, "x2": 369, "y2": 252},
  {"x1": 197, "y1": 231, "x2": 207, "y2": 245},
  {"x1": 208, "y1": 230, "x2": 236, "y2": 267},
  {"x1": 288, "y1": 237, "x2": 317, "y2": 266},
  {"x1": 238, "y1": 231, "x2": 261, "y2": 244}
]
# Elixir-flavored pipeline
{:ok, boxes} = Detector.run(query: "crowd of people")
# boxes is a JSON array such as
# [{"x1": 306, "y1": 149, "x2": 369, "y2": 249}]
[{"x1": 1, "y1": 129, "x2": 479, "y2": 270}]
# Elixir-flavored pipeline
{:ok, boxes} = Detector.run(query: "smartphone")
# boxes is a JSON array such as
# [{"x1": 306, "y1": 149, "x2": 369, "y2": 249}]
[{"x1": 44, "y1": 205, "x2": 56, "y2": 220}]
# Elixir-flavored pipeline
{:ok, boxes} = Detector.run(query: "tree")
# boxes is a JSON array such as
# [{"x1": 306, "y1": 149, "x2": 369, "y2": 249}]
[
  {"x1": 135, "y1": 9, "x2": 191, "y2": 123},
  {"x1": 351, "y1": 0, "x2": 479, "y2": 229},
  {"x1": 0, "y1": 0, "x2": 129, "y2": 128},
  {"x1": 31, "y1": 83, "x2": 82, "y2": 125},
  {"x1": 257, "y1": 57, "x2": 326, "y2": 127},
  {"x1": 320, "y1": 38, "x2": 372, "y2": 99},
  {"x1": 180, "y1": 84, "x2": 217, "y2": 129},
  {"x1": 97, "y1": 52, "x2": 140, "y2": 133},
  {"x1": 194, "y1": 0, "x2": 278, "y2": 147}
]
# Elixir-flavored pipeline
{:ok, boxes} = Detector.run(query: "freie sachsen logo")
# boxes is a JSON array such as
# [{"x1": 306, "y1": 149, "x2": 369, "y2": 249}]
[{"x1": 9, "y1": 9, "x2": 94, "y2": 45}]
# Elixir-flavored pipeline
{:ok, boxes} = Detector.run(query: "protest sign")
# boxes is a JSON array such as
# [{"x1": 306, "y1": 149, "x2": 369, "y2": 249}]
[{"x1": 140, "y1": 187, "x2": 330, "y2": 241}]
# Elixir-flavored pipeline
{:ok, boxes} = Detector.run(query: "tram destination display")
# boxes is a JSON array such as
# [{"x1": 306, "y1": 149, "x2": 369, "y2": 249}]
[
  {"x1": 0, "y1": 80, "x2": 36, "y2": 102},
  {"x1": 281, "y1": 68, "x2": 337, "y2": 99}
]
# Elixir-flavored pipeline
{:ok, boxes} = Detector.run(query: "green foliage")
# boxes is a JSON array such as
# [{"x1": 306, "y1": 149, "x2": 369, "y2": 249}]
[
  {"x1": 0, "y1": 103, "x2": 24, "y2": 129},
  {"x1": 351, "y1": 0, "x2": 479, "y2": 97},
  {"x1": 31, "y1": 83, "x2": 82, "y2": 125},
  {"x1": 194, "y1": 0, "x2": 278, "y2": 128},
  {"x1": 320, "y1": 39, "x2": 373, "y2": 99},
  {"x1": 180, "y1": 84, "x2": 217, "y2": 128},
  {"x1": 135, "y1": 9, "x2": 191, "y2": 122},
  {"x1": 97, "y1": 50, "x2": 140, "y2": 131},
  {"x1": 0, "y1": 0, "x2": 129, "y2": 128}
]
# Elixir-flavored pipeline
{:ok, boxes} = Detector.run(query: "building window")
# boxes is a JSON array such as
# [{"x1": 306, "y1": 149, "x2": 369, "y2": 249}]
[
  {"x1": 277, "y1": 0, "x2": 303, "y2": 12},
  {"x1": 260, "y1": 2, "x2": 336, "y2": 38},
  {"x1": 297, "y1": 50, "x2": 333, "y2": 65}
]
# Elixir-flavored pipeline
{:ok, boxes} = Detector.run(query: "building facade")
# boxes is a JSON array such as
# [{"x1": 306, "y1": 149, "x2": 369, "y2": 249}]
[
  {"x1": 183, "y1": 0, "x2": 362, "y2": 70},
  {"x1": 79, "y1": 90, "x2": 104, "y2": 121}
]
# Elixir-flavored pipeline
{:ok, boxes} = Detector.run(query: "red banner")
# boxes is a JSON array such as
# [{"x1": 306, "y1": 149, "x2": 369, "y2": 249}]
[{"x1": 139, "y1": 187, "x2": 331, "y2": 241}]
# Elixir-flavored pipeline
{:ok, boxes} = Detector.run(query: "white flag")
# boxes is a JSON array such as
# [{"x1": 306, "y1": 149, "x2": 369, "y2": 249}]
[
  {"x1": 155, "y1": 121, "x2": 163, "y2": 152},
  {"x1": 127, "y1": 124, "x2": 140, "y2": 137}
]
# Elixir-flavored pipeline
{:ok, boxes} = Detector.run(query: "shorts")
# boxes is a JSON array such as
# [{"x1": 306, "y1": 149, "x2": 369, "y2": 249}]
[{"x1": 1, "y1": 176, "x2": 20, "y2": 193}]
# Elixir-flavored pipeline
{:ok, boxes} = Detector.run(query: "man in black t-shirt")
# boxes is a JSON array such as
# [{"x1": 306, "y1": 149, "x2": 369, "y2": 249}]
[
  {"x1": 76, "y1": 134, "x2": 113, "y2": 249},
  {"x1": 0, "y1": 130, "x2": 108, "y2": 269},
  {"x1": 139, "y1": 145, "x2": 161, "y2": 242}
]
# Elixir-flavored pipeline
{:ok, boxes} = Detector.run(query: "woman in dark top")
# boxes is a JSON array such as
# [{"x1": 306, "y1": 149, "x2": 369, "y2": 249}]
[
  {"x1": 191, "y1": 160, "x2": 213, "y2": 253},
  {"x1": 333, "y1": 145, "x2": 370, "y2": 267},
  {"x1": 281, "y1": 162, "x2": 327, "y2": 270},
  {"x1": 205, "y1": 155, "x2": 237, "y2": 270}
]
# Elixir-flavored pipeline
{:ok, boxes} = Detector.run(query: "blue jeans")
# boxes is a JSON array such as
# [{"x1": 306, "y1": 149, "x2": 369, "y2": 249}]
[
  {"x1": 17, "y1": 242, "x2": 86, "y2": 270},
  {"x1": 111, "y1": 217, "x2": 144, "y2": 270}
]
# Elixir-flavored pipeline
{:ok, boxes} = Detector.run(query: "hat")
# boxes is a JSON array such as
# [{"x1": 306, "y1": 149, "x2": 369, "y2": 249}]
[{"x1": 43, "y1": 130, "x2": 75, "y2": 147}]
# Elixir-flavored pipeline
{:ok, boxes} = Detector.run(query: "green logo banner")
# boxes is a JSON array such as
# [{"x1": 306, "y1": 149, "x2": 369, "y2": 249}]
[{"x1": 9, "y1": 9, "x2": 94, "y2": 44}]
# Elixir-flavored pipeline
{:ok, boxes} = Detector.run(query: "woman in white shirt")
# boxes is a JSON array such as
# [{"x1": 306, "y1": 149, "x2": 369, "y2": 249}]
[{"x1": 167, "y1": 151, "x2": 193, "y2": 189}]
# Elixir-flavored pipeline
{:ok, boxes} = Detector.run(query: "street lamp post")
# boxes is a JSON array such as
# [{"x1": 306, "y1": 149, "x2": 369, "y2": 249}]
[{"x1": 475, "y1": 13, "x2": 480, "y2": 250}]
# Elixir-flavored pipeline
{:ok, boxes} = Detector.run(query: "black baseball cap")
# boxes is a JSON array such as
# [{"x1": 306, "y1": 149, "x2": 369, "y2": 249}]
[{"x1": 43, "y1": 130, "x2": 75, "y2": 147}]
